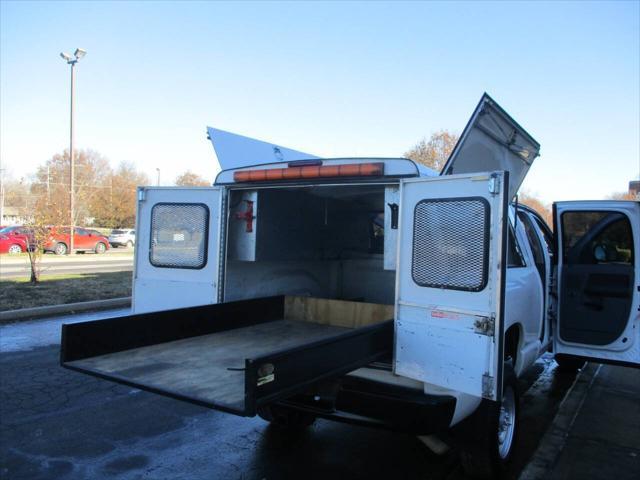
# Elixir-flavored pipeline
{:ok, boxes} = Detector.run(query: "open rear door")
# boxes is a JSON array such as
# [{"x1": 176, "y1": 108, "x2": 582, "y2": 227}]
[
  {"x1": 441, "y1": 93, "x2": 540, "y2": 200},
  {"x1": 133, "y1": 187, "x2": 224, "y2": 313},
  {"x1": 554, "y1": 201, "x2": 640, "y2": 366},
  {"x1": 394, "y1": 171, "x2": 509, "y2": 400}
]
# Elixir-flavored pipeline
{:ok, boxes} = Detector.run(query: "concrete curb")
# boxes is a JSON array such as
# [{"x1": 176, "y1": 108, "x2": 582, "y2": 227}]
[
  {"x1": 0, "y1": 297, "x2": 131, "y2": 323},
  {"x1": 518, "y1": 362, "x2": 601, "y2": 480}
]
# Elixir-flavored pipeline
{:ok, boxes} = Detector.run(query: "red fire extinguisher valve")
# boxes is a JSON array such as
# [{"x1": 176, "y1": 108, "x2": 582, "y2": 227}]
[{"x1": 234, "y1": 200, "x2": 255, "y2": 232}]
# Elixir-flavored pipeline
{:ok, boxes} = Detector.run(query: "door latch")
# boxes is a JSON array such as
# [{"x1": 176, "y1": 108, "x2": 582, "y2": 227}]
[
  {"x1": 387, "y1": 203, "x2": 399, "y2": 229},
  {"x1": 488, "y1": 173, "x2": 500, "y2": 195},
  {"x1": 474, "y1": 316, "x2": 495, "y2": 336}
]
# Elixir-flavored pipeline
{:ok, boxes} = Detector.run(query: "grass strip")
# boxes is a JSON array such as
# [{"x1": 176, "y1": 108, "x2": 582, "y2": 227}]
[{"x1": 0, "y1": 271, "x2": 132, "y2": 312}]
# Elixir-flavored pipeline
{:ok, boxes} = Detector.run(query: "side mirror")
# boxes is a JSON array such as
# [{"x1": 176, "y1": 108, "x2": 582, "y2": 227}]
[{"x1": 593, "y1": 244, "x2": 607, "y2": 262}]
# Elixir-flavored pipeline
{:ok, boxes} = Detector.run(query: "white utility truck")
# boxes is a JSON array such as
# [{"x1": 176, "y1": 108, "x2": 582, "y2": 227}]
[{"x1": 61, "y1": 94, "x2": 640, "y2": 478}]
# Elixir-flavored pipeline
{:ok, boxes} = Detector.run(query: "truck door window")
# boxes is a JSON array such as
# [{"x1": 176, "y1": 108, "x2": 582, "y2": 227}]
[
  {"x1": 518, "y1": 212, "x2": 544, "y2": 281},
  {"x1": 150, "y1": 203, "x2": 209, "y2": 269},
  {"x1": 562, "y1": 211, "x2": 633, "y2": 265},
  {"x1": 411, "y1": 197, "x2": 489, "y2": 291},
  {"x1": 507, "y1": 225, "x2": 525, "y2": 268}
]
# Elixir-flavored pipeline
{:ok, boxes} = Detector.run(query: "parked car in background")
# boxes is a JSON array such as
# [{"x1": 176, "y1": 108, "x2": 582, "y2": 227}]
[
  {"x1": 0, "y1": 225, "x2": 35, "y2": 246},
  {"x1": 0, "y1": 233, "x2": 27, "y2": 254},
  {"x1": 108, "y1": 229, "x2": 135, "y2": 248},
  {"x1": 44, "y1": 227, "x2": 110, "y2": 255},
  {"x1": 86, "y1": 228, "x2": 106, "y2": 237}
]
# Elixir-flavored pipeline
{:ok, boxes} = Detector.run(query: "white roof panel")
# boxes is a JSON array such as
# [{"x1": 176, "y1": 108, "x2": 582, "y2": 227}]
[{"x1": 207, "y1": 127, "x2": 319, "y2": 171}]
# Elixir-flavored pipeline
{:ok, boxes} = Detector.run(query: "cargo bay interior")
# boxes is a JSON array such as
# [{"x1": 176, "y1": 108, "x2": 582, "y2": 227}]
[
  {"x1": 62, "y1": 184, "x2": 401, "y2": 414},
  {"x1": 223, "y1": 184, "x2": 398, "y2": 306}
]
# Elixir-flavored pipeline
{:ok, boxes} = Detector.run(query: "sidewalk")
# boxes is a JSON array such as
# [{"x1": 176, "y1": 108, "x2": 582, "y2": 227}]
[{"x1": 520, "y1": 363, "x2": 640, "y2": 480}]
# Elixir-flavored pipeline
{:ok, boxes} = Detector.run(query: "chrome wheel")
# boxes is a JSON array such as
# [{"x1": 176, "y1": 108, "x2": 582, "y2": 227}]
[
  {"x1": 497, "y1": 386, "x2": 516, "y2": 459},
  {"x1": 8, "y1": 244, "x2": 22, "y2": 254},
  {"x1": 95, "y1": 242, "x2": 106, "y2": 254},
  {"x1": 54, "y1": 243, "x2": 68, "y2": 255}
]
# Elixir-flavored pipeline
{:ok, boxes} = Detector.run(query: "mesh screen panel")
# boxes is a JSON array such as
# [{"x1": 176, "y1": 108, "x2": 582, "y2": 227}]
[
  {"x1": 150, "y1": 203, "x2": 209, "y2": 269},
  {"x1": 412, "y1": 198, "x2": 489, "y2": 291}
]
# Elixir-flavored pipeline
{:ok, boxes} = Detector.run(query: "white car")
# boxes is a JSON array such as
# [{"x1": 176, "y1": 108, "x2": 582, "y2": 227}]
[{"x1": 108, "y1": 229, "x2": 135, "y2": 248}]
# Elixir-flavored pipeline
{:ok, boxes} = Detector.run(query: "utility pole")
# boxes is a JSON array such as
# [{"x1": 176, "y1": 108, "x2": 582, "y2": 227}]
[
  {"x1": 46, "y1": 165, "x2": 51, "y2": 203},
  {"x1": 60, "y1": 48, "x2": 86, "y2": 254},
  {"x1": 0, "y1": 168, "x2": 5, "y2": 226}
]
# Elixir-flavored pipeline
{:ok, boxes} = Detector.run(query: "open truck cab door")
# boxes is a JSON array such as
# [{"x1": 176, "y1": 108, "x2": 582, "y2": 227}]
[
  {"x1": 394, "y1": 171, "x2": 510, "y2": 401},
  {"x1": 133, "y1": 186, "x2": 224, "y2": 313},
  {"x1": 553, "y1": 201, "x2": 640, "y2": 367}
]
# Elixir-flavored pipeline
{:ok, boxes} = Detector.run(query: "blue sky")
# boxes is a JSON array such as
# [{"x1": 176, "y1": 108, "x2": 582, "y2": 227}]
[{"x1": 1, "y1": 1, "x2": 638, "y2": 202}]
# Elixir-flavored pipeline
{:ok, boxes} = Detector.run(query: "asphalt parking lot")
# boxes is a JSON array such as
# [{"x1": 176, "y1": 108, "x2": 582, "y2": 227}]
[{"x1": 0, "y1": 312, "x2": 578, "y2": 480}]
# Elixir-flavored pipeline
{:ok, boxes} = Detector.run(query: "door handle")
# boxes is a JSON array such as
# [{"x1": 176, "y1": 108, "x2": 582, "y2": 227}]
[{"x1": 387, "y1": 203, "x2": 399, "y2": 229}]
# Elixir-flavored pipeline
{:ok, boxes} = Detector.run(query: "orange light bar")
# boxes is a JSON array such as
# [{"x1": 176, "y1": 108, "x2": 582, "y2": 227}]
[{"x1": 233, "y1": 162, "x2": 385, "y2": 182}]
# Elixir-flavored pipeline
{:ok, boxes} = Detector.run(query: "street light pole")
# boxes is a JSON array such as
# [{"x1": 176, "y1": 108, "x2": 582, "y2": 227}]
[
  {"x1": 156, "y1": 168, "x2": 161, "y2": 186},
  {"x1": 0, "y1": 168, "x2": 5, "y2": 226},
  {"x1": 60, "y1": 48, "x2": 86, "y2": 255}
]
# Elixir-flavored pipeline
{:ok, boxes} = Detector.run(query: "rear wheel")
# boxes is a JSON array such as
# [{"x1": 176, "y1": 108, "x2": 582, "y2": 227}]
[
  {"x1": 94, "y1": 242, "x2": 107, "y2": 254},
  {"x1": 554, "y1": 354, "x2": 585, "y2": 373},
  {"x1": 458, "y1": 363, "x2": 519, "y2": 479},
  {"x1": 8, "y1": 244, "x2": 23, "y2": 254},
  {"x1": 54, "y1": 242, "x2": 68, "y2": 255},
  {"x1": 257, "y1": 404, "x2": 316, "y2": 429}
]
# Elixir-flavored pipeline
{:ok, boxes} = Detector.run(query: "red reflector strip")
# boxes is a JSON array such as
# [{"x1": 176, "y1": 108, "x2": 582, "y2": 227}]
[{"x1": 234, "y1": 162, "x2": 384, "y2": 182}]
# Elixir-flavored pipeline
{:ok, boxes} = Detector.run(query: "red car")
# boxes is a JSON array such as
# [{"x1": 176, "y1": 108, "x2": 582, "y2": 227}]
[
  {"x1": 0, "y1": 225, "x2": 34, "y2": 246},
  {"x1": 44, "y1": 227, "x2": 110, "y2": 255},
  {"x1": 0, "y1": 233, "x2": 27, "y2": 254}
]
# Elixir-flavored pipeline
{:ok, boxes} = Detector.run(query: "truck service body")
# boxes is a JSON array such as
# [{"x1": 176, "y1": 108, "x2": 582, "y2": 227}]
[{"x1": 61, "y1": 94, "x2": 640, "y2": 477}]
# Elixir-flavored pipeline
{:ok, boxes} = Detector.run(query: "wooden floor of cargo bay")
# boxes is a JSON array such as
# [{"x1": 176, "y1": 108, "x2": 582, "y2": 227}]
[{"x1": 67, "y1": 319, "x2": 349, "y2": 410}]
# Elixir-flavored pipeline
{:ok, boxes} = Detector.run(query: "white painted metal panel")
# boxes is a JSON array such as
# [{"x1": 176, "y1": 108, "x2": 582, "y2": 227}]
[
  {"x1": 554, "y1": 201, "x2": 640, "y2": 366},
  {"x1": 133, "y1": 187, "x2": 223, "y2": 313},
  {"x1": 394, "y1": 172, "x2": 508, "y2": 400},
  {"x1": 441, "y1": 93, "x2": 540, "y2": 200},
  {"x1": 384, "y1": 186, "x2": 400, "y2": 271},
  {"x1": 207, "y1": 127, "x2": 319, "y2": 171}
]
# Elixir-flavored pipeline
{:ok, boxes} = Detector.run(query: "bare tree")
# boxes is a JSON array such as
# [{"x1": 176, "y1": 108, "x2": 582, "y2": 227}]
[
  {"x1": 518, "y1": 191, "x2": 553, "y2": 227},
  {"x1": 405, "y1": 130, "x2": 459, "y2": 172},
  {"x1": 90, "y1": 162, "x2": 150, "y2": 228},
  {"x1": 31, "y1": 149, "x2": 112, "y2": 226},
  {"x1": 608, "y1": 191, "x2": 636, "y2": 200},
  {"x1": 22, "y1": 220, "x2": 50, "y2": 284},
  {"x1": 175, "y1": 171, "x2": 210, "y2": 187}
]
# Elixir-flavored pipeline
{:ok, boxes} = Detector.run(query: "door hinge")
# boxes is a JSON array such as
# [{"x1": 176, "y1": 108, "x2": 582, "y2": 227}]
[
  {"x1": 482, "y1": 374, "x2": 494, "y2": 399},
  {"x1": 489, "y1": 173, "x2": 500, "y2": 195},
  {"x1": 474, "y1": 315, "x2": 495, "y2": 336}
]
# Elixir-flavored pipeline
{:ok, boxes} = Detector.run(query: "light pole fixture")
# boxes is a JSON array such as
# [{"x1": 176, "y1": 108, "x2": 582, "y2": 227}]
[
  {"x1": 60, "y1": 47, "x2": 87, "y2": 254},
  {"x1": 156, "y1": 168, "x2": 161, "y2": 186}
]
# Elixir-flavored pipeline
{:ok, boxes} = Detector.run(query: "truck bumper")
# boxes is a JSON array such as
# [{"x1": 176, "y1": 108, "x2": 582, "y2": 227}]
[{"x1": 280, "y1": 375, "x2": 456, "y2": 435}]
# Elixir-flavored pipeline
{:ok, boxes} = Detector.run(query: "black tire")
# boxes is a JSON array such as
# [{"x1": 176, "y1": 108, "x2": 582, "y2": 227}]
[
  {"x1": 257, "y1": 404, "x2": 316, "y2": 429},
  {"x1": 458, "y1": 363, "x2": 519, "y2": 479},
  {"x1": 94, "y1": 242, "x2": 107, "y2": 254},
  {"x1": 554, "y1": 354, "x2": 585, "y2": 373},
  {"x1": 54, "y1": 242, "x2": 68, "y2": 255}
]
